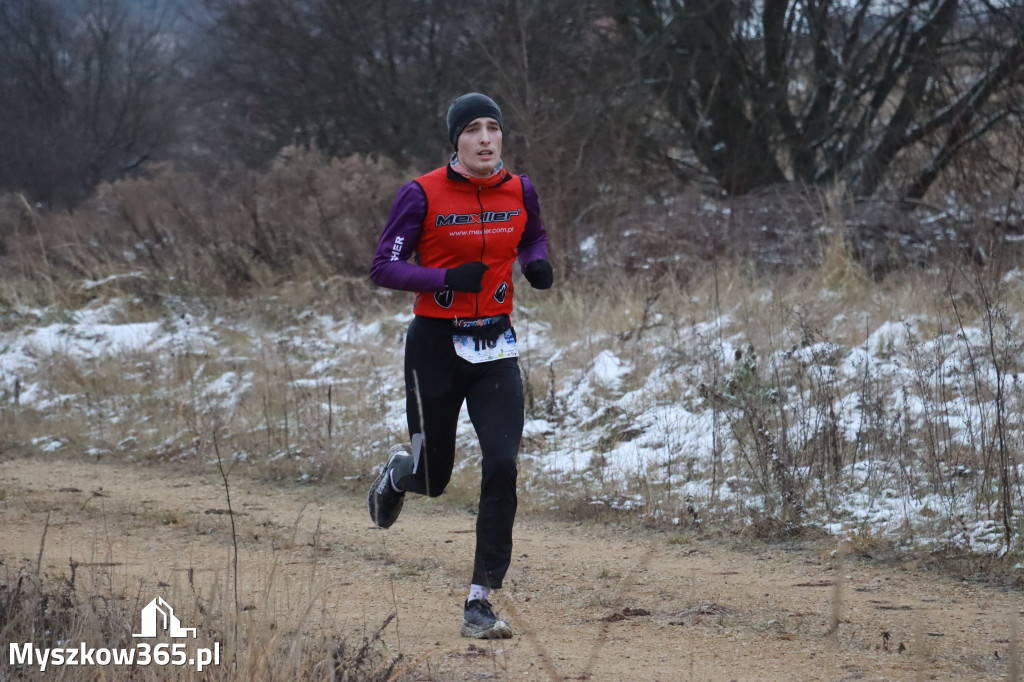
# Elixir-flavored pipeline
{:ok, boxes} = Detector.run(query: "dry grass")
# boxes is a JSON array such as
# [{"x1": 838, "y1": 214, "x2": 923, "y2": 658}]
[
  {"x1": 4, "y1": 185, "x2": 1024, "y2": 681},
  {"x1": 4, "y1": 159, "x2": 1024, "y2": 557},
  {"x1": 0, "y1": 149, "x2": 418, "y2": 306},
  {"x1": 0, "y1": 550, "x2": 407, "y2": 681},
  {"x1": 5, "y1": 253, "x2": 1024, "y2": 532}
]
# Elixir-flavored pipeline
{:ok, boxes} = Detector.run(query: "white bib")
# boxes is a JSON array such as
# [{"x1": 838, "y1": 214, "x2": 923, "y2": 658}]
[{"x1": 453, "y1": 328, "x2": 519, "y2": 363}]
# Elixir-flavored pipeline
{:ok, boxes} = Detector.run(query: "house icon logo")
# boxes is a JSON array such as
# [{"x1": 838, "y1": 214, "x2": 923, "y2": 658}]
[{"x1": 133, "y1": 597, "x2": 197, "y2": 638}]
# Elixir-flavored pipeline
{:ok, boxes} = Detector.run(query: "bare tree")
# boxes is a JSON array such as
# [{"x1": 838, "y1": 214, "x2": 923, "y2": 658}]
[
  {"x1": 462, "y1": 0, "x2": 654, "y2": 272},
  {"x1": 610, "y1": 0, "x2": 1024, "y2": 199},
  {"x1": 0, "y1": 0, "x2": 184, "y2": 207},
  {"x1": 194, "y1": 0, "x2": 655, "y2": 272},
  {"x1": 193, "y1": 0, "x2": 477, "y2": 167}
]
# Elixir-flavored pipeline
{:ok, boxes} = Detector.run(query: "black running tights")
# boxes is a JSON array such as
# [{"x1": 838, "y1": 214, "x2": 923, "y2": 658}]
[{"x1": 394, "y1": 315, "x2": 524, "y2": 589}]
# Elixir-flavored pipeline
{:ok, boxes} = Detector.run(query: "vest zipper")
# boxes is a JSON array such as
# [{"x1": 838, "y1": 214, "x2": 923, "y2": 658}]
[{"x1": 475, "y1": 185, "x2": 485, "y2": 318}]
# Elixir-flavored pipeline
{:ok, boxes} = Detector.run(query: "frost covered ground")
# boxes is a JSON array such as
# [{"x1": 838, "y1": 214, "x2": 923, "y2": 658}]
[{"x1": 3, "y1": 269, "x2": 1024, "y2": 559}]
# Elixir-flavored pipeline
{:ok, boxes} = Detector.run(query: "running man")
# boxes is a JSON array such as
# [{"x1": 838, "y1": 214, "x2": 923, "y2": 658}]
[{"x1": 368, "y1": 92, "x2": 553, "y2": 639}]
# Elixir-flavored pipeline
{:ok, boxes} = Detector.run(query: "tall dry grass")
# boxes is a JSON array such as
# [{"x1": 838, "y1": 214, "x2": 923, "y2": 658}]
[
  {"x1": 3, "y1": 151, "x2": 1024, "y2": 556},
  {"x1": 0, "y1": 149, "x2": 418, "y2": 306},
  {"x1": 1, "y1": 541, "x2": 407, "y2": 681},
  {"x1": 507, "y1": 208, "x2": 1024, "y2": 553}
]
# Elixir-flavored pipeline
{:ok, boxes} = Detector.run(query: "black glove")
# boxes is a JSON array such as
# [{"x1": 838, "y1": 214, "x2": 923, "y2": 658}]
[
  {"x1": 444, "y1": 261, "x2": 489, "y2": 292},
  {"x1": 523, "y1": 259, "x2": 553, "y2": 289}
]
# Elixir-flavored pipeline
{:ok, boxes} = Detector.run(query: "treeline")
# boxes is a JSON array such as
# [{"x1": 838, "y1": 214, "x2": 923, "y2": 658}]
[{"x1": 1, "y1": 0, "x2": 1023, "y2": 272}]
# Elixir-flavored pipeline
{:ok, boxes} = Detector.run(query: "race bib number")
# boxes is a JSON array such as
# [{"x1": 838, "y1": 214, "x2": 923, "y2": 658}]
[{"x1": 453, "y1": 329, "x2": 519, "y2": 363}]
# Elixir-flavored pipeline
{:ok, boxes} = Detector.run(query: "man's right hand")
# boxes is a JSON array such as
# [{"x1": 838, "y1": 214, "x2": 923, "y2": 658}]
[{"x1": 444, "y1": 261, "x2": 489, "y2": 292}]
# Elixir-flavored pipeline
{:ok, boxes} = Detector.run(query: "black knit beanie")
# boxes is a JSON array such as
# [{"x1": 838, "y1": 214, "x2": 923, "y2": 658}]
[{"x1": 446, "y1": 93, "x2": 502, "y2": 149}]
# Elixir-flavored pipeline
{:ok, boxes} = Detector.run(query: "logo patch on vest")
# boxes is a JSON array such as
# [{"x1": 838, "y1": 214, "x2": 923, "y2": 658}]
[
  {"x1": 435, "y1": 209, "x2": 521, "y2": 227},
  {"x1": 494, "y1": 281, "x2": 508, "y2": 304},
  {"x1": 434, "y1": 289, "x2": 454, "y2": 309}
]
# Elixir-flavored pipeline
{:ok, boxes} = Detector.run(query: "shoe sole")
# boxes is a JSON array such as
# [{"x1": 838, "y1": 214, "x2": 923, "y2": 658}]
[
  {"x1": 367, "y1": 467, "x2": 404, "y2": 529},
  {"x1": 460, "y1": 620, "x2": 513, "y2": 639}
]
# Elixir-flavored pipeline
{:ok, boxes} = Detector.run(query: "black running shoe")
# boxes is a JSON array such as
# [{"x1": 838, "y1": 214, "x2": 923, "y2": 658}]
[
  {"x1": 460, "y1": 599, "x2": 513, "y2": 639},
  {"x1": 367, "y1": 445, "x2": 414, "y2": 529}
]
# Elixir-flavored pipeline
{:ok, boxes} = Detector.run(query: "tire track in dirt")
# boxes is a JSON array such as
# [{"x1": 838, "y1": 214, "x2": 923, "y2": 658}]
[{"x1": 1, "y1": 456, "x2": 1020, "y2": 681}]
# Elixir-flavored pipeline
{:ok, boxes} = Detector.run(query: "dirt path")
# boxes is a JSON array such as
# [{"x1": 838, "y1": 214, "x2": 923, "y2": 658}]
[{"x1": 1, "y1": 456, "x2": 1020, "y2": 681}]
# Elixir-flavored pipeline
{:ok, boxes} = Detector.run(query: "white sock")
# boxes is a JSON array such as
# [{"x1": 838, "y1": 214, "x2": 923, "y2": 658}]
[{"x1": 468, "y1": 584, "x2": 491, "y2": 602}]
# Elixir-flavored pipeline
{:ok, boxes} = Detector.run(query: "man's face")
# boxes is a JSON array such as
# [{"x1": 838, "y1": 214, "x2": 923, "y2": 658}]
[{"x1": 456, "y1": 117, "x2": 502, "y2": 177}]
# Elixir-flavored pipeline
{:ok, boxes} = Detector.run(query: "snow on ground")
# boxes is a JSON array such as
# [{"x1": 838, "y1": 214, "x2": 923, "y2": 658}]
[{"x1": 2, "y1": 294, "x2": 1023, "y2": 556}]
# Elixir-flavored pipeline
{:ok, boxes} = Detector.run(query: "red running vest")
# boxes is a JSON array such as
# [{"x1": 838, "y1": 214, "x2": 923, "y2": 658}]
[{"x1": 413, "y1": 166, "x2": 529, "y2": 319}]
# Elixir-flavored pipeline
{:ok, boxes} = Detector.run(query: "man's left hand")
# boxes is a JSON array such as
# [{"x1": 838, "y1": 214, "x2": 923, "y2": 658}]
[{"x1": 523, "y1": 259, "x2": 553, "y2": 289}]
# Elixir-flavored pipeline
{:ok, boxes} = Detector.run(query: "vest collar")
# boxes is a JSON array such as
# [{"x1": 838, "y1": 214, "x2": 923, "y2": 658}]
[{"x1": 447, "y1": 154, "x2": 511, "y2": 188}]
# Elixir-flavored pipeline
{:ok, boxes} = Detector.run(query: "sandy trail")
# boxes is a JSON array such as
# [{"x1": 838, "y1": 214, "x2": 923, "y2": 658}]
[{"x1": 1, "y1": 456, "x2": 1020, "y2": 681}]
